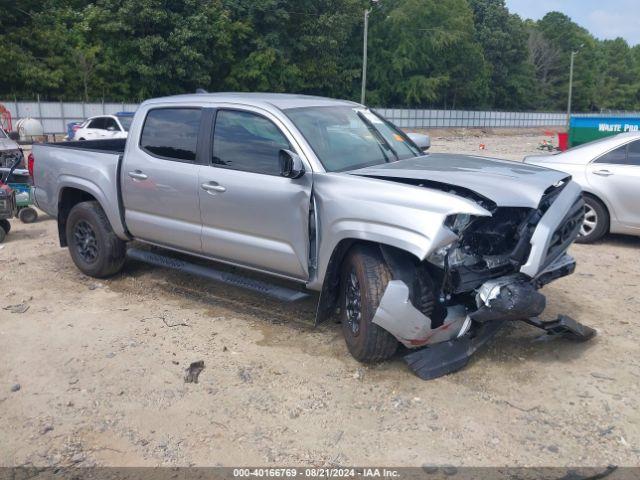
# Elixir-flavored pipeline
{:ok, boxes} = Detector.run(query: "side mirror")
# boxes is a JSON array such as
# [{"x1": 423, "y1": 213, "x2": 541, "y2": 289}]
[
  {"x1": 279, "y1": 149, "x2": 305, "y2": 179},
  {"x1": 407, "y1": 132, "x2": 430, "y2": 152},
  {"x1": 8, "y1": 131, "x2": 20, "y2": 141}
]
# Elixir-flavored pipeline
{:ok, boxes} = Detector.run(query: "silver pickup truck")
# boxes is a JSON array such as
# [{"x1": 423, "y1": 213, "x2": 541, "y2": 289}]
[{"x1": 32, "y1": 93, "x2": 592, "y2": 379}]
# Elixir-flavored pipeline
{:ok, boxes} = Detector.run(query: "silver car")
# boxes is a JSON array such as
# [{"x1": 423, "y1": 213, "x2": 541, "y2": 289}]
[{"x1": 525, "y1": 132, "x2": 640, "y2": 243}]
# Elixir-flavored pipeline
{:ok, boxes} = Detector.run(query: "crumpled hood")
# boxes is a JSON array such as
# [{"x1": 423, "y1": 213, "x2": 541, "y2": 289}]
[
  {"x1": 0, "y1": 137, "x2": 20, "y2": 151},
  {"x1": 349, "y1": 153, "x2": 569, "y2": 208}
]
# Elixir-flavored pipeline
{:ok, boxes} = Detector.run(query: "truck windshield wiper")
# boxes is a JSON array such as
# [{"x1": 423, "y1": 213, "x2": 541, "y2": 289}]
[{"x1": 357, "y1": 111, "x2": 399, "y2": 162}]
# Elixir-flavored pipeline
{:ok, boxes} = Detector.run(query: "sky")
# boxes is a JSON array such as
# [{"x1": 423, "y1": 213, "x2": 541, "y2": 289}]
[{"x1": 505, "y1": 0, "x2": 640, "y2": 46}]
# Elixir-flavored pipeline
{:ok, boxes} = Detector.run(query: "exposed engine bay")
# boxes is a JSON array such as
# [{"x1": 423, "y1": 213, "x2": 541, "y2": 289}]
[{"x1": 363, "y1": 176, "x2": 594, "y2": 379}]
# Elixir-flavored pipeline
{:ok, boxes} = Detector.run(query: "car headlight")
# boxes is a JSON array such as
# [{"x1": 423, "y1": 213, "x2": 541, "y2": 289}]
[
  {"x1": 427, "y1": 214, "x2": 479, "y2": 268},
  {"x1": 427, "y1": 244, "x2": 453, "y2": 268},
  {"x1": 445, "y1": 213, "x2": 475, "y2": 234}
]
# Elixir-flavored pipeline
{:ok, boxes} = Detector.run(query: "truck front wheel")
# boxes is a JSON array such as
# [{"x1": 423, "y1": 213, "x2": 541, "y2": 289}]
[
  {"x1": 340, "y1": 245, "x2": 399, "y2": 363},
  {"x1": 66, "y1": 201, "x2": 126, "y2": 278}
]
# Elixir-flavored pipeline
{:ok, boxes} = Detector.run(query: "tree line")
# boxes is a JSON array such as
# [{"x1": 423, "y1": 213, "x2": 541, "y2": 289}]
[{"x1": 2, "y1": 0, "x2": 639, "y2": 111}]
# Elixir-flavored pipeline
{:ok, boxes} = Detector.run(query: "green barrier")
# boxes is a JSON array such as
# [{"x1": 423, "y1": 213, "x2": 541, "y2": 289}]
[{"x1": 569, "y1": 117, "x2": 640, "y2": 147}]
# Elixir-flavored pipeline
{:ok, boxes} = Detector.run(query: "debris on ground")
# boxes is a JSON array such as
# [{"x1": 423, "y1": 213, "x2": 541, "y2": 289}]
[
  {"x1": 184, "y1": 361, "x2": 205, "y2": 383},
  {"x1": 238, "y1": 367, "x2": 252, "y2": 383},
  {"x1": 40, "y1": 425, "x2": 54, "y2": 435},
  {"x1": 10, "y1": 383, "x2": 21, "y2": 392},
  {"x1": 3, "y1": 303, "x2": 29, "y2": 314}
]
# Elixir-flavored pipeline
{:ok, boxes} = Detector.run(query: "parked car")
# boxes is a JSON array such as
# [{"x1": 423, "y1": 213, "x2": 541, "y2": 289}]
[
  {"x1": 31, "y1": 93, "x2": 588, "y2": 378},
  {"x1": 524, "y1": 131, "x2": 640, "y2": 243},
  {"x1": 0, "y1": 127, "x2": 24, "y2": 172},
  {"x1": 64, "y1": 121, "x2": 83, "y2": 141},
  {"x1": 73, "y1": 112, "x2": 134, "y2": 141}
]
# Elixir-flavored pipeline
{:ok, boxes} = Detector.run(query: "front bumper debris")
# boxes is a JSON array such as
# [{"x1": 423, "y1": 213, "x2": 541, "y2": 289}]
[
  {"x1": 372, "y1": 280, "x2": 471, "y2": 348},
  {"x1": 523, "y1": 315, "x2": 596, "y2": 342},
  {"x1": 404, "y1": 320, "x2": 505, "y2": 380},
  {"x1": 404, "y1": 314, "x2": 595, "y2": 380},
  {"x1": 373, "y1": 253, "x2": 594, "y2": 380}
]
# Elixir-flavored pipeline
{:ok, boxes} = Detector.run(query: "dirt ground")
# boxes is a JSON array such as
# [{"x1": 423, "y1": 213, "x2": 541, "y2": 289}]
[{"x1": 2, "y1": 132, "x2": 640, "y2": 468}]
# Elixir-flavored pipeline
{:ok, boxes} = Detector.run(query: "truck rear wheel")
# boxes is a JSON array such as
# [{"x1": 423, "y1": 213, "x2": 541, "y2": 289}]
[
  {"x1": 0, "y1": 219, "x2": 11, "y2": 234},
  {"x1": 66, "y1": 201, "x2": 126, "y2": 278},
  {"x1": 340, "y1": 245, "x2": 399, "y2": 363}
]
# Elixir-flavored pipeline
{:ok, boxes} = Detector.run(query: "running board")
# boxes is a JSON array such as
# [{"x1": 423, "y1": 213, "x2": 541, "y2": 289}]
[{"x1": 126, "y1": 248, "x2": 310, "y2": 303}]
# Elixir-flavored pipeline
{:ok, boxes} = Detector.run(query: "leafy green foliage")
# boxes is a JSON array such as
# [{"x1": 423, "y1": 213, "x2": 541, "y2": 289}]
[{"x1": 1, "y1": 0, "x2": 639, "y2": 111}]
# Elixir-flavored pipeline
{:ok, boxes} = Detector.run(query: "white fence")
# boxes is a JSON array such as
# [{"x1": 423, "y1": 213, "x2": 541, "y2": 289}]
[
  {"x1": 2, "y1": 99, "x2": 639, "y2": 134},
  {"x1": 377, "y1": 108, "x2": 567, "y2": 129},
  {"x1": 1, "y1": 100, "x2": 139, "y2": 134}
]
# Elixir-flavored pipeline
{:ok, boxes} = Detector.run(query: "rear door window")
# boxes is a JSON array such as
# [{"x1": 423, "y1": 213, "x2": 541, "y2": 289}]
[
  {"x1": 595, "y1": 144, "x2": 627, "y2": 165},
  {"x1": 104, "y1": 117, "x2": 119, "y2": 131},
  {"x1": 627, "y1": 140, "x2": 640, "y2": 166},
  {"x1": 211, "y1": 110, "x2": 290, "y2": 175},
  {"x1": 140, "y1": 108, "x2": 202, "y2": 162}
]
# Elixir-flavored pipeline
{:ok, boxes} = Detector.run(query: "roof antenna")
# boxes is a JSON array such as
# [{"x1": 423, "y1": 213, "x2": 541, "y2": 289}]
[{"x1": 195, "y1": 88, "x2": 208, "y2": 94}]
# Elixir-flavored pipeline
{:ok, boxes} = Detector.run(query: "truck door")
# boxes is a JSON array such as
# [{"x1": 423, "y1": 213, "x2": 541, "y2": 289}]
[
  {"x1": 121, "y1": 107, "x2": 205, "y2": 253},
  {"x1": 198, "y1": 107, "x2": 312, "y2": 280},
  {"x1": 586, "y1": 139, "x2": 640, "y2": 231}
]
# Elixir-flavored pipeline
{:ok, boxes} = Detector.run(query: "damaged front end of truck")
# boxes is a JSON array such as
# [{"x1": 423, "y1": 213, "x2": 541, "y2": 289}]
[{"x1": 365, "y1": 176, "x2": 594, "y2": 379}]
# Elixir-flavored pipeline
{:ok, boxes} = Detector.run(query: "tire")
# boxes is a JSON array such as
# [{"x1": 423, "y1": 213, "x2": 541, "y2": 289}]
[
  {"x1": 0, "y1": 219, "x2": 11, "y2": 234},
  {"x1": 0, "y1": 226, "x2": 5, "y2": 243},
  {"x1": 575, "y1": 195, "x2": 609, "y2": 244},
  {"x1": 65, "y1": 201, "x2": 126, "y2": 278},
  {"x1": 18, "y1": 207, "x2": 38, "y2": 224},
  {"x1": 340, "y1": 245, "x2": 399, "y2": 363}
]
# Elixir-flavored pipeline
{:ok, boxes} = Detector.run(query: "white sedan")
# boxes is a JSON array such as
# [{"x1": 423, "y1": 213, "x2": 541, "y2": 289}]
[
  {"x1": 74, "y1": 114, "x2": 133, "y2": 141},
  {"x1": 524, "y1": 132, "x2": 640, "y2": 243}
]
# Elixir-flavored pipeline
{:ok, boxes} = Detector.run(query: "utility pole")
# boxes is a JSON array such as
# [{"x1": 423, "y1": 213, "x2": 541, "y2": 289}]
[
  {"x1": 566, "y1": 51, "x2": 576, "y2": 129},
  {"x1": 566, "y1": 45, "x2": 583, "y2": 129},
  {"x1": 361, "y1": 8, "x2": 370, "y2": 105}
]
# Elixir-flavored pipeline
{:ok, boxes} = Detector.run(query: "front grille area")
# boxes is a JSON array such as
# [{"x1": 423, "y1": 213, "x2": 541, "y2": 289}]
[
  {"x1": 0, "y1": 149, "x2": 24, "y2": 169},
  {"x1": 546, "y1": 196, "x2": 585, "y2": 264}
]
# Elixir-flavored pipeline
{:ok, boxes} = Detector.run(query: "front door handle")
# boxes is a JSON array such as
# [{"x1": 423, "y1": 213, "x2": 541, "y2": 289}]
[
  {"x1": 128, "y1": 170, "x2": 148, "y2": 180},
  {"x1": 201, "y1": 182, "x2": 226, "y2": 193},
  {"x1": 593, "y1": 169, "x2": 613, "y2": 177}
]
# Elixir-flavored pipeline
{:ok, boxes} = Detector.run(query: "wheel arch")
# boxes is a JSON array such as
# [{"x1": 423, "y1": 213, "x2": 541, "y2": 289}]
[
  {"x1": 56, "y1": 174, "x2": 128, "y2": 247},
  {"x1": 57, "y1": 187, "x2": 99, "y2": 246},
  {"x1": 313, "y1": 238, "x2": 422, "y2": 326},
  {"x1": 582, "y1": 190, "x2": 611, "y2": 233}
]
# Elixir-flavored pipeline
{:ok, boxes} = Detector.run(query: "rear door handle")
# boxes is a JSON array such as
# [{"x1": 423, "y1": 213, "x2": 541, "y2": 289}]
[
  {"x1": 128, "y1": 170, "x2": 148, "y2": 180},
  {"x1": 201, "y1": 182, "x2": 226, "y2": 193},
  {"x1": 593, "y1": 169, "x2": 613, "y2": 177}
]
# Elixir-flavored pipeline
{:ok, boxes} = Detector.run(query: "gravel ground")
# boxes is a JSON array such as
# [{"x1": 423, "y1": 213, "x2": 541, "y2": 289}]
[{"x1": 1, "y1": 132, "x2": 640, "y2": 468}]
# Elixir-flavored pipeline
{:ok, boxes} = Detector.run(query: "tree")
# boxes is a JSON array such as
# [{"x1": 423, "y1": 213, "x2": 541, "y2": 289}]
[
  {"x1": 594, "y1": 38, "x2": 639, "y2": 111},
  {"x1": 530, "y1": 12, "x2": 599, "y2": 111},
  {"x1": 2, "y1": 0, "x2": 639, "y2": 111},
  {"x1": 468, "y1": 0, "x2": 535, "y2": 109},
  {"x1": 366, "y1": 0, "x2": 490, "y2": 108}
]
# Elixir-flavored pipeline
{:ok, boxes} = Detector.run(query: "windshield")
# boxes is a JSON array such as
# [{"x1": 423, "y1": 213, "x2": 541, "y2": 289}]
[
  {"x1": 117, "y1": 115, "x2": 133, "y2": 132},
  {"x1": 284, "y1": 106, "x2": 421, "y2": 172}
]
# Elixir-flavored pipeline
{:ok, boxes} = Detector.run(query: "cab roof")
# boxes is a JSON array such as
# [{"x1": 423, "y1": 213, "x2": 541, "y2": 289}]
[{"x1": 143, "y1": 92, "x2": 360, "y2": 111}]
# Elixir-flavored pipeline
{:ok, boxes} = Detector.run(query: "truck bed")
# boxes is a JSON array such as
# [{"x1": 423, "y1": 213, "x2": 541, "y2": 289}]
[
  {"x1": 32, "y1": 138, "x2": 128, "y2": 239},
  {"x1": 45, "y1": 138, "x2": 127, "y2": 154}
]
